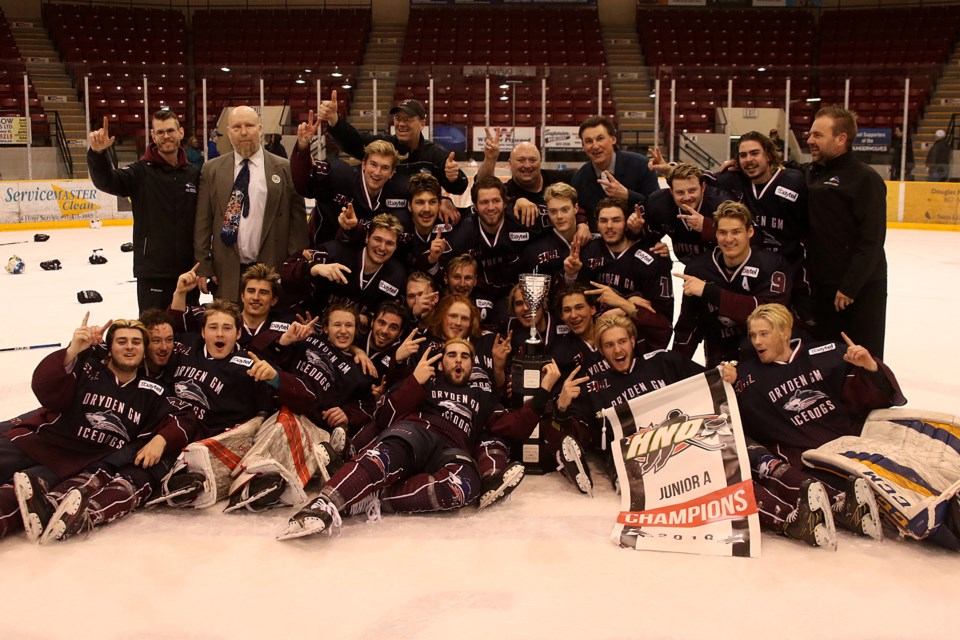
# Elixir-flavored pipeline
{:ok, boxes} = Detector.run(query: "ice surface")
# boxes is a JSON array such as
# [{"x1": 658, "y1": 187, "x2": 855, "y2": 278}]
[{"x1": 0, "y1": 226, "x2": 957, "y2": 640}]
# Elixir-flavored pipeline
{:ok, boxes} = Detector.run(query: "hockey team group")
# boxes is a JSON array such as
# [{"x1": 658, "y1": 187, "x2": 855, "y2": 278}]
[{"x1": 5, "y1": 94, "x2": 948, "y2": 552}]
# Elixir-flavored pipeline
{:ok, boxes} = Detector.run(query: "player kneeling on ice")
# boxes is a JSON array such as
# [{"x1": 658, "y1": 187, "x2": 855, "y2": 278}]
[
  {"x1": 2, "y1": 314, "x2": 194, "y2": 542},
  {"x1": 278, "y1": 339, "x2": 561, "y2": 540}
]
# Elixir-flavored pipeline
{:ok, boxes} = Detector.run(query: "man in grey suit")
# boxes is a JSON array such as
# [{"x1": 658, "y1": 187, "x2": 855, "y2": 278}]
[{"x1": 194, "y1": 105, "x2": 307, "y2": 303}]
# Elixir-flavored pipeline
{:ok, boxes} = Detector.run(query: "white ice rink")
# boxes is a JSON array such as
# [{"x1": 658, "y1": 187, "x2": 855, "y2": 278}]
[{"x1": 0, "y1": 225, "x2": 957, "y2": 640}]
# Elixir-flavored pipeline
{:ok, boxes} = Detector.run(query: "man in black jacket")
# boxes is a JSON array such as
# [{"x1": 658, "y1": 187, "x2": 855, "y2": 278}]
[
  {"x1": 316, "y1": 91, "x2": 468, "y2": 223},
  {"x1": 805, "y1": 106, "x2": 887, "y2": 357},
  {"x1": 87, "y1": 111, "x2": 200, "y2": 312}
]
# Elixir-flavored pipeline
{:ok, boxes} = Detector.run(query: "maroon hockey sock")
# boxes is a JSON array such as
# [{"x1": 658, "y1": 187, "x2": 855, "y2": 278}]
[
  {"x1": 474, "y1": 438, "x2": 510, "y2": 479},
  {"x1": 382, "y1": 461, "x2": 482, "y2": 513},
  {"x1": 49, "y1": 469, "x2": 112, "y2": 501},
  {"x1": 751, "y1": 481, "x2": 796, "y2": 530},
  {"x1": 86, "y1": 475, "x2": 152, "y2": 526},
  {"x1": 322, "y1": 438, "x2": 414, "y2": 511}
]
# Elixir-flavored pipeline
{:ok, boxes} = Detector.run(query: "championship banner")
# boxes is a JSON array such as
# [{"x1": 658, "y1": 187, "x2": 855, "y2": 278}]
[
  {"x1": 603, "y1": 369, "x2": 761, "y2": 557},
  {"x1": 0, "y1": 180, "x2": 122, "y2": 224}
]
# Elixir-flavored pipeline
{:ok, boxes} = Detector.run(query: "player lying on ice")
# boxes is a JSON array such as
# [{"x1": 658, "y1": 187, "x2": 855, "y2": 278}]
[{"x1": 277, "y1": 338, "x2": 561, "y2": 540}]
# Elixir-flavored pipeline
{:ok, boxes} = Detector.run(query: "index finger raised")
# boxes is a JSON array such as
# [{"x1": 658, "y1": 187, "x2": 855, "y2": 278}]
[
  {"x1": 81, "y1": 311, "x2": 90, "y2": 327},
  {"x1": 840, "y1": 331, "x2": 856, "y2": 347}
]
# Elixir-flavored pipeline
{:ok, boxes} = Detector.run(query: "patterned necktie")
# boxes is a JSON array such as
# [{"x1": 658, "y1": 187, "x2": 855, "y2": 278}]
[{"x1": 220, "y1": 158, "x2": 250, "y2": 247}]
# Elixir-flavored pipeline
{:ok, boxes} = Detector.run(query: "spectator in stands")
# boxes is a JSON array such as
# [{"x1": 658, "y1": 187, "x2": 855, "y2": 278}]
[
  {"x1": 87, "y1": 111, "x2": 200, "y2": 313},
  {"x1": 207, "y1": 129, "x2": 222, "y2": 159},
  {"x1": 193, "y1": 105, "x2": 307, "y2": 303},
  {"x1": 805, "y1": 106, "x2": 887, "y2": 358},
  {"x1": 316, "y1": 91, "x2": 468, "y2": 223},
  {"x1": 265, "y1": 133, "x2": 288, "y2": 159},
  {"x1": 570, "y1": 116, "x2": 660, "y2": 225},
  {"x1": 890, "y1": 126, "x2": 914, "y2": 181},
  {"x1": 186, "y1": 136, "x2": 203, "y2": 169},
  {"x1": 768, "y1": 128, "x2": 785, "y2": 156},
  {"x1": 926, "y1": 129, "x2": 950, "y2": 182}
]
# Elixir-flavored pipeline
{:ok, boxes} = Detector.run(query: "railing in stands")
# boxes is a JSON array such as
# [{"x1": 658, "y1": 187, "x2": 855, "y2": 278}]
[
  {"x1": 677, "y1": 132, "x2": 722, "y2": 171},
  {"x1": 50, "y1": 109, "x2": 73, "y2": 178},
  {"x1": 947, "y1": 113, "x2": 958, "y2": 150}
]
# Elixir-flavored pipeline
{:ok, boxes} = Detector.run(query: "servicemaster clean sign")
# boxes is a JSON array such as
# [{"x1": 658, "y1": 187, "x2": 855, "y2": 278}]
[{"x1": 0, "y1": 180, "x2": 121, "y2": 224}]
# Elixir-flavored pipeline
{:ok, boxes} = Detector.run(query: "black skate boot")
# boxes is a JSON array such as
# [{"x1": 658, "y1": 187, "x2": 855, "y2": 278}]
[
  {"x1": 834, "y1": 475, "x2": 883, "y2": 541},
  {"x1": 783, "y1": 479, "x2": 837, "y2": 550},
  {"x1": 277, "y1": 494, "x2": 343, "y2": 541},
  {"x1": 40, "y1": 488, "x2": 92, "y2": 544},
  {"x1": 478, "y1": 462, "x2": 525, "y2": 510},
  {"x1": 146, "y1": 471, "x2": 206, "y2": 507},
  {"x1": 557, "y1": 435, "x2": 593, "y2": 497},
  {"x1": 316, "y1": 441, "x2": 345, "y2": 482},
  {"x1": 224, "y1": 474, "x2": 286, "y2": 513},
  {"x1": 13, "y1": 472, "x2": 59, "y2": 543}
]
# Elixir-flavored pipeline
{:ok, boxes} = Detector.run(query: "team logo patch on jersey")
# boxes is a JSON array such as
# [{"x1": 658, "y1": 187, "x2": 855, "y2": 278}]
[
  {"x1": 378, "y1": 280, "x2": 399, "y2": 296},
  {"x1": 824, "y1": 176, "x2": 841, "y2": 187},
  {"x1": 509, "y1": 232, "x2": 530, "y2": 242},
  {"x1": 175, "y1": 380, "x2": 210, "y2": 408},
  {"x1": 185, "y1": 182, "x2": 197, "y2": 194},
  {"x1": 784, "y1": 389, "x2": 829, "y2": 412},
  {"x1": 230, "y1": 356, "x2": 254, "y2": 367},
  {"x1": 774, "y1": 186, "x2": 799, "y2": 202},
  {"x1": 386, "y1": 198, "x2": 406, "y2": 208},
  {"x1": 84, "y1": 410, "x2": 130, "y2": 440},
  {"x1": 741, "y1": 266, "x2": 759, "y2": 278},
  {"x1": 138, "y1": 379, "x2": 165, "y2": 395},
  {"x1": 634, "y1": 248, "x2": 655, "y2": 265},
  {"x1": 808, "y1": 343, "x2": 837, "y2": 356},
  {"x1": 269, "y1": 321, "x2": 290, "y2": 332}
]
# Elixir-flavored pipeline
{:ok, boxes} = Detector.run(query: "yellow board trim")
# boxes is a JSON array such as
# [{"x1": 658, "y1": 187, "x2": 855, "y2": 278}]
[
  {"x1": 0, "y1": 218, "x2": 132, "y2": 232},
  {"x1": 888, "y1": 222, "x2": 960, "y2": 232}
]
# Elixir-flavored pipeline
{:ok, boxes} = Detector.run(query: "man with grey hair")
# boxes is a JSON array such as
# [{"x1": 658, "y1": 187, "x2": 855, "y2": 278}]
[
  {"x1": 926, "y1": 129, "x2": 950, "y2": 182},
  {"x1": 193, "y1": 105, "x2": 307, "y2": 303}
]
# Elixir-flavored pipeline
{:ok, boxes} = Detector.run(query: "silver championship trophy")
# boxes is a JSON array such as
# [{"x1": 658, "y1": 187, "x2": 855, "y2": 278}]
[{"x1": 511, "y1": 273, "x2": 552, "y2": 473}]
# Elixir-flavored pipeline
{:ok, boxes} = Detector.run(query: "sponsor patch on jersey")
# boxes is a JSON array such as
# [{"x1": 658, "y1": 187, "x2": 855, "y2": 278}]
[
  {"x1": 634, "y1": 248, "x2": 655, "y2": 265},
  {"x1": 386, "y1": 199, "x2": 407, "y2": 208},
  {"x1": 774, "y1": 185, "x2": 798, "y2": 202},
  {"x1": 556, "y1": 325, "x2": 571, "y2": 335},
  {"x1": 378, "y1": 280, "x2": 399, "y2": 296},
  {"x1": 742, "y1": 266, "x2": 759, "y2": 278},
  {"x1": 808, "y1": 343, "x2": 836, "y2": 355},
  {"x1": 643, "y1": 349, "x2": 667, "y2": 360},
  {"x1": 230, "y1": 356, "x2": 254, "y2": 367},
  {"x1": 269, "y1": 321, "x2": 290, "y2": 332},
  {"x1": 509, "y1": 232, "x2": 530, "y2": 242},
  {"x1": 138, "y1": 379, "x2": 166, "y2": 395},
  {"x1": 475, "y1": 298, "x2": 493, "y2": 309}
]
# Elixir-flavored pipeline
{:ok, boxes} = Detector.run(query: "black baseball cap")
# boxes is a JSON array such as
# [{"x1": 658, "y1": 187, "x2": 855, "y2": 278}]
[{"x1": 390, "y1": 99, "x2": 426, "y2": 119}]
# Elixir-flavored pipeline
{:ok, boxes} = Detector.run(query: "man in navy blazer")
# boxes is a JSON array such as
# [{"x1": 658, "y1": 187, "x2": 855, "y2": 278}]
[{"x1": 570, "y1": 115, "x2": 661, "y2": 224}]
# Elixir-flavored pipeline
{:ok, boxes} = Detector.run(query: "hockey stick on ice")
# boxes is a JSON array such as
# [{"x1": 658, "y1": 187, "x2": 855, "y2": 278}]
[
  {"x1": 0, "y1": 342, "x2": 62, "y2": 353},
  {"x1": 0, "y1": 240, "x2": 29, "y2": 247}
]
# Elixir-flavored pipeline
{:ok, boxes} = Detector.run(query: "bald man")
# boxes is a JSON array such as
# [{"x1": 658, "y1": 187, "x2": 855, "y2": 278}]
[
  {"x1": 194, "y1": 105, "x2": 307, "y2": 302},
  {"x1": 477, "y1": 131, "x2": 575, "y2": 227}
]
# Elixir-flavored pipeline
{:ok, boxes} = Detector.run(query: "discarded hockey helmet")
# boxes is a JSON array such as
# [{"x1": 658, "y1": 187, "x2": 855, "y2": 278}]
[{"x1": 5, "y1": 255, "x2": 25, "y2": 274}]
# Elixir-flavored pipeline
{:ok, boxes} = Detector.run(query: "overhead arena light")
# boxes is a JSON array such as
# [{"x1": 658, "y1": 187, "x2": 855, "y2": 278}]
[
  {"x1": 806, "y1": 97, "x2": 822, "y2": 102},
  {"x1": 342, "y1": 81, "x2": 352, "y2": 89},
  {"x1": 499, "y1": 95, "x2": 509, "y2": 101},
  {"x1": 331, "y1": 68, "x2": 343, "y2": 78},
  {"x1": 295, "y1": 79, "x2": 306, "y2": 84}
]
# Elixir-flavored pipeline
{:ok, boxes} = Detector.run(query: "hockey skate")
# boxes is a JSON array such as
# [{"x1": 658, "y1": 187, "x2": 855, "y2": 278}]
[
  {"x1": 224, "y1": 473, "x2": 286, "y2": 513},
  {"x1": 40, "y1": 488, "x2": 92, "y2": 544},
  {"x1": 276, "y1": 495, "x2": 343, "y2": 540},
  {"x1": 145, "y1": 471, "x2": 206, "y2": 507},
  {"x1": 834, "y1": 475, "x2": 883, "y2": 541},
  {"x1": 13, "y1": 472, "x2": 58, "y2": 543},
  {"x1": 316, "y1": 441, "x2": 345, "y2": 481},
  {"x1": 329, "y1": 426, "x2": 349, "y2": 458},
  {"x1": 478, "y1": 462, "x2": 525, "y2": 510},
  {"x1": 557, "y1": 435, "x2": 593, "y2": 497},
  {"x1": 346, "y1": 492, "x2": 382, "y2": 523},
  {"x1": 783, "y1": 479, "x2": 837, "y2": 550}
]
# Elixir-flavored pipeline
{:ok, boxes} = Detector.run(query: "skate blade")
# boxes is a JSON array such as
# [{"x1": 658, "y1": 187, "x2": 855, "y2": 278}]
[
  {"x1": 276, "y1": 518, "x2": 326, "y2": 541},
  {"x1": 223, "y1": 485, "x2": 279, "y2": 514},
  {"x1": 144, "y1": 484, "x2": 198, "y2": 508},
  {"x1": 808, "y1": 483, "x2": 838, "y2": 551},
  {"x1": 13, "y1": 473, "x2": 44, "y2": 543},
  {"x1": 854, "y1": 478, "x2": 883, "y2": 542},
  {"x1": 39, "y1": 491, "x2": 84, "y2": 546}
]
